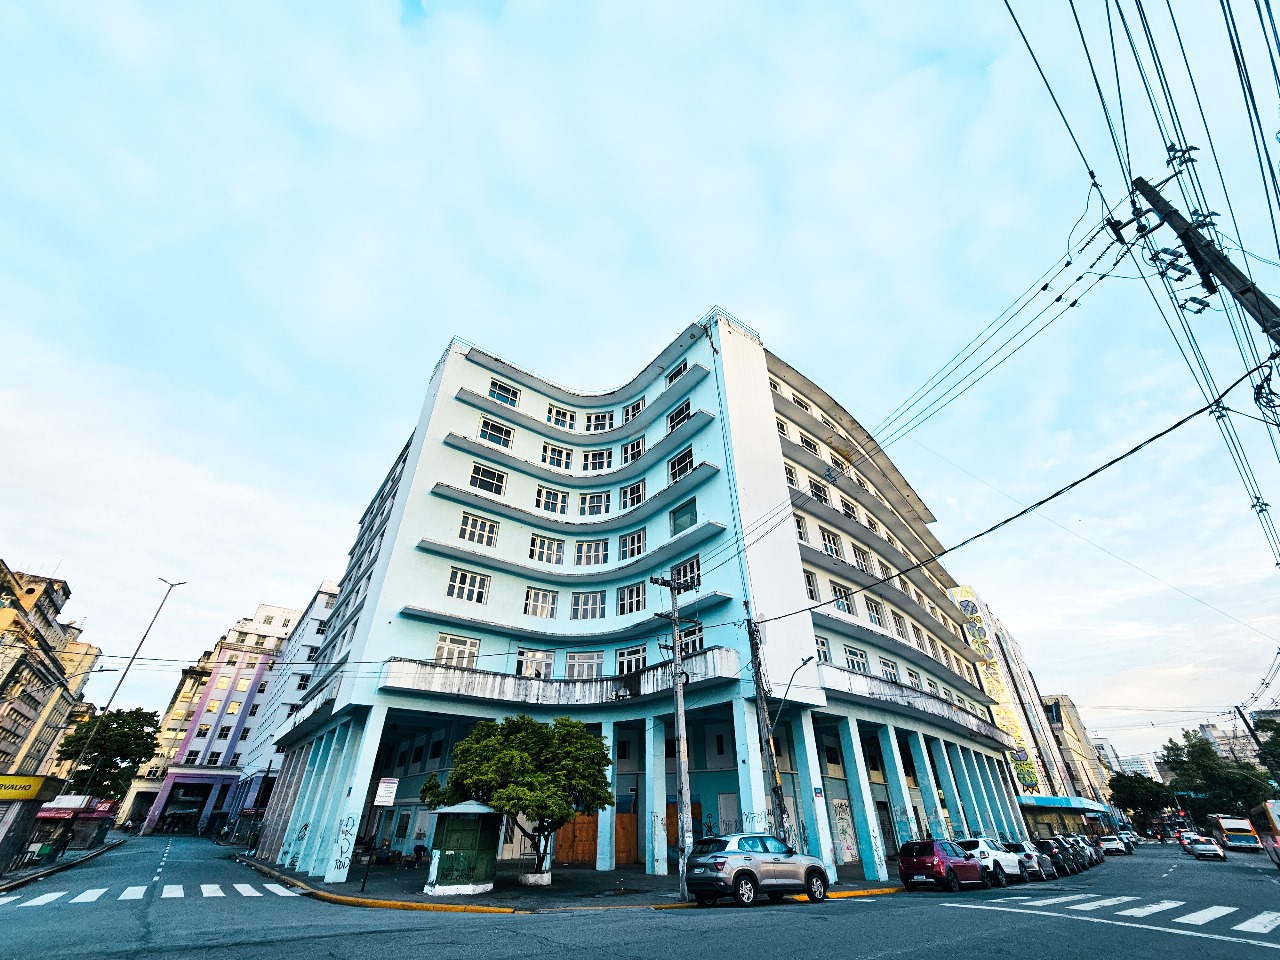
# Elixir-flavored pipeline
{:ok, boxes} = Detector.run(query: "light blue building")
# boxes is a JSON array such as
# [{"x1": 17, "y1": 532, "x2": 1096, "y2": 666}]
[{"x1": 257, "y1": 310, "x2": 1021, "y2": 883}]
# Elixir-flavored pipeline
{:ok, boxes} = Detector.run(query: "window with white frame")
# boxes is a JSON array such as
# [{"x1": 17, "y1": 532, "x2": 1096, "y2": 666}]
[
  {"x1": 488, "y1": 379, "x2": 520, "y2": 407},
  {"x1": 844, "y1": 645, "x2": 868, "y2": 673},
  {"x1": 579, "y1": 491, "x2": 610, "y2": 515},
  {"x1": 942, "y1": 688, "x2": 953, "y2": 702},
  {"x1": 800, "y1": 434, "x2": 819, "y2": 456},
  {"x1": 815, "y1": 636, "x2": 831, "y2": 663},
  {"x1": 803, "y1": 571, "x2": 820, "y2": 602},
  {"x1": 529, "y1": 534, "x2": 565, "y2": 565},
  {"x1": 848, "y1": 544, "x2": 869, "y2": 572},
  {"x1": 617, "y1": 581, "x2": 646, "y2": 615},
  {"x1": 667, "y1": 400, "x2": 692, "y2": 433},
  {"x1": 830, "y1": 454, "x2": 847, "y2": 474},
  {"x1": 479, "y1": 418, "x2": 513, "y2": 448},
  {"x1": 679, "y1": 622, "x2": 703, "y2": 655},
  {"x1": 911, "y1": 623, "x2": 926, "y2": 650},
  {"x1": 623, "y1": 398, "x2": 645, "y2": 423},
  {"x1": 891, "y1": 611, "x2": 909, "y2": 640},
  {"x1": 576, "y1": 539, "x2": 608, "y2": 565},
  {"x1": 458, "y1": 513, "x2": 499, "y2": 547},
  {"x1": 880, "y1": 658, "x2": 900, "y2": 683},
  {"x1": 536, "y1": 485, "x2": 570, "y2": 514},
  {"x1": 907, "y1": 669, "x2": 922, "y2": 689},
  {"x1": 769, "y1": 378, "x2": 780, "y2": 392},
  {"x1": 670, "y1": 498, "x2": 697, "y2": 534},
  {"x1": 516, "y1": 648, "x2": 552, "y2": 678},
  {"x1": 820, "y1": 527, "x2": 843, "y2": 559},
  {"x1": 621, "y1": 437, "x2": 645, "y2": 465},
  {"x1": 865, "y1": 597, "x2": 886, "y2": 627},
  {"x1": 942, "y1": 648, "x2": 953, "y2": 671},
  {"x1": 776, "y1": 418, "x2": 789, "y2": 438},
  {"x1": 524, "y1": 587, "x2": 559, "y2": 618},
  {"x1": 469, "y1": 463, "x2": 507, "y2": 495},
  {"x1": 617, "y1": 644, "x2": 647, "y2": 674},
  {"x1": 584, "y1": 412, "x2": 614, "y2": 432},
  {"x1": 856, "y1": 475, "x2": 869, "y2": 490},
  {"x1": 809, "y1": 478, "x2": 830, "y2": 505},
  {"x1": 446, "y1": 568, "x2": 489, "y2": 603},
  {"x1": 435, "y1": 634, "x2": 480, "y2": 669},
  {"x1": 794, "y1": 513, "x2": 808, "y2": 541},
  {"x1": 865, "y1": 515, "x2": 880, "y2": 535},
  {"x1": 878, "y1": 559, "x2": 893, "y2": 581},
  {"x1": 665, "y1": 359, "x2": 688, "y2": 386},
  {"x1": 830, "y1": 581, "x2": 854, "y2": 614},
  {"x1": 790, "y1": 394, "x2": 811, "y2": 412},
  {"x1": 671, "y1": 555, "x2": 701, "y2": 591},
  {"x1": 927, "y1": 679, "x2": 940, "y2": 695},
  {"x1": 542, "y1": 443, "x2": 572, "y2": 470},
  {"x1": 547, "y1": 405, "x2": 576, "y2": 430},
  {"x1": 565, "y1": 651, "x2": 604, "y2": 679},
  {"x1": 583, "y1": 449, "x2": 613, "y2": 471},
  {"x1": 620, "y1": 480, "x2": 645, "y2": 509},
  {"x1": 929, "y1": 637, "x2": 942, "y2": 660},
  {"x1": 668, "y1": 447, "x2": 694, "y2": 483},
  {"x1": 619, "y1": 529, "x2": 647, "y2": 560},
  {"x1": 570, "y1": 590, "x2": 606, "y2": 619},
  {"x1": 841, "y1": 498, "x2": 858, "y2": 521}
]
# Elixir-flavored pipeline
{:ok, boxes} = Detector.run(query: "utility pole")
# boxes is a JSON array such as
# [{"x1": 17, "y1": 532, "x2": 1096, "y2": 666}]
[
  {"x1": 1131, "y1": 176, "x2": 1280, "y2": 348},
  {"x1": 652, "y1": 568, "x2": 699, "y2": 902},
  {"x1": 1236, "y1": 705, "x2": 1279, "y2": 780},
  {"x1": 745, "y1": 618, "x2": 794, "y2": 847}
]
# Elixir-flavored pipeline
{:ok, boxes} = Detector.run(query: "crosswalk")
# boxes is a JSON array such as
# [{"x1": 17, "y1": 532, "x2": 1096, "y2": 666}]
[
  {"x1": 0, "y1": 882, "x2": 299, "y2": 908},
  {"x1": 988, "y1": 893, "x2": 1280, "y2": 935}
]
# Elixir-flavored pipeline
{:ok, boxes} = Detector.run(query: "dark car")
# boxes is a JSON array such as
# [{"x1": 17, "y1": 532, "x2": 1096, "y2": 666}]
[
  {"x1": 1052, "y1": 834, "x2": 1089, "y2": 871},
  {"x1": 1036, "y1": 838, "x2": 1077, "y2": 876},
  {"x1": 898, "y1": 838, "x2": 986, "y2": 892}
]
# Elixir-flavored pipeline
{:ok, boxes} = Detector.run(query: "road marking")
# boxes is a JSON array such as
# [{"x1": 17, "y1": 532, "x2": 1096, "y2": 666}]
[
  {"x1": 1117, "y1": 901, "x2": 1185, "y2": 917},
  {"x1": 152, "y1": 876, "x2": 160, "y2": 881},
  {"x1": 233, "y1": 884, "x2": 262, "y2": 897},
  {"x1": 201, "y1": 884, "x2": 224, "y2": 898},
  {"x1": 263, "y1": 884, "x2": 298, "y2": 897},
  {"x1": 991, "y1": 896, "x2": 1033, "y2": 902},
  {"x1": 0, "y1": 896, "x2": 20, "y2": 906},
  {"x1": 70, "y1": 889, "x2": 107, "y2": 903},
  {"x1": 1018, "y1": 894, "x2": 1097, "y2": 906},
  {"x1": 119, "y1": 887, "x2": 147, "y2": 900},
  {"x1": 1068, "y1": 897, "x2": 1139, "y2": 911},
  {"x1": 161, "y1": 885, "x2": 184, "y2": 899},
  {"x1": 21, "y1": 893, "x2": 66, "y2": 907},
  {"x1": 1235, "y1": 912, "x2": 1280, "y2": 934},
  {"x1": 1174, "y1": 906, "x2": 1238, "y2": 926}
]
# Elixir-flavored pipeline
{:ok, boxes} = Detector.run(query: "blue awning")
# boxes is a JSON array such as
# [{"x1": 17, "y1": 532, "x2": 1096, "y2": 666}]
[{"x1": 1017, "y1": 795, "x2": 1111, "y2": 814}]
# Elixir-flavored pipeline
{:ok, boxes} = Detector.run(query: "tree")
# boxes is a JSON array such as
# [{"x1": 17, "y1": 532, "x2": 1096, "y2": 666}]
[
  {"x1": 420, "y1": 715, "x2": 612, "y2": 876},
  {"x1": 57, "y1": 707, "x2": 160, "y2": 799},
  {"x1": 1160, "y1": 731, "x2": 1273, "y2": 825},
  {"x1": 1107, "y1": 772, "x2": 1172, "y2": 830},
  {"x1": 1255, "y1": 719, "x2": 1280, "y2": 776}
]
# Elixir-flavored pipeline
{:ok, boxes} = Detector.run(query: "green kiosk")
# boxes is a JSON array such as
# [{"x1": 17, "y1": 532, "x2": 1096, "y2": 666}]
[{"x1": 423, "y1": 801, "x2": 503, "y2": 895}]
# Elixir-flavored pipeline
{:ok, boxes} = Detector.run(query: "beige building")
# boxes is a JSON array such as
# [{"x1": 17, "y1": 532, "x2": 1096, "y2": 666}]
[{"x1": 1041, "y1": 694, "x2": 1111, "y2": 803}]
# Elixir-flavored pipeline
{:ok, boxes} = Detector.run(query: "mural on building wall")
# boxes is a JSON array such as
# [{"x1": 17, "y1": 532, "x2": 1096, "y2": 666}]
[
  {"x1": 830, "y1": 799, "x2": 858, "y2": 863},
  {"x1": 954, "y1": 590, "x2": 1042, "y2": 794}
]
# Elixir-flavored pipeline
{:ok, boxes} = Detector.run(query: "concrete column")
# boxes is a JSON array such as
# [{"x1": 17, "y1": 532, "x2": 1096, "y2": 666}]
[
  {"x1": 731, "y1": 696, "x2": 768, "y2": 833},
  {"x1": 322, "y1": 705, "x2": 388, "y2": 882},
  {"x1": 960, "y1": 748, "x2": 998, "y2": 836},
  {"x1": 789, "y1": 709, "x2": 836, "y2": 875},
  {"x1": 986, "y1": 755, "x2": 1027, "y2": 841},
  {"x1": 297, "y1": 724, "x2": 351, "y2": 876},
  {"x1": 906, "y1": 731, "x2": 947, "y2": 840},
  {"x1": 835, "y1": 715, "x2": 888, "y2": 881},
  {"x1": 945, "y1": 742, "x2": 984, "y2": 837},
  {"x1": 596, "y1": 720, "x2": 616, "y2": 871},
  {"x1": 280, "y1": 731, "x2": 335, "y2": 868},
  {"x1": 972, "y1": 753, "x2": 1012, "y2": 841},
  {"x1": 928, "y1": 738, "x2": 965, "y2": 837},
  {"x1": 876, "y1": 725, "x2": 917, "y2": 846},
  {"x1": 311, "y1": 722, "x2": 361, "y2": 879},
  {"x1": 644, "y1": 715, "x2": 668, "y2": 875}
]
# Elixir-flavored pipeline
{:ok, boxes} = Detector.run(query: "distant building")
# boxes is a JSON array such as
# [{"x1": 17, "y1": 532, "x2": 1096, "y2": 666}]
[
  {"x1": 1119, "y1": 755, "x2": 1162, "y2": 782},
  {"x1": 1092, "y1": 738, "x2": 1123, "y2": 777},
  {"x1": 1198, "y1": 723, "x2": 1260, "y2": 766},
  {"x1": 1042, "y1": 695, "x2": 1112, "y2": 803}
]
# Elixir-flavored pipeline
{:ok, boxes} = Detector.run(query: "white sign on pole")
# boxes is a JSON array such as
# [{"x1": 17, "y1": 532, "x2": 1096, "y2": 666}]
[{"x1": 374, "y1": 778, "x2": 399, "y2": 807}]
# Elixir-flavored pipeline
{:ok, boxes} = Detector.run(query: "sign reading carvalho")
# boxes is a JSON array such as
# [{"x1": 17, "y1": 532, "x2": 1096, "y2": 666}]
[{"x1": 0, "y1": 775, "x2": 47, "y2": 800}]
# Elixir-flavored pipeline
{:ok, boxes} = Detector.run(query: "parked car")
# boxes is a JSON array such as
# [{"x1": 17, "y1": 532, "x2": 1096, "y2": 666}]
[
  {"x1": 1179, "y1": 833, "x2": 1203, "y2": 855},
  {"x1": 1006, "y1": 840, "x2": 1056, "y2": 880},
  {"x1": 1053, "y1": 834, "x2": 1089, "y2": 871},
  {"x1": 1037, "y1": 838, "x2": 1077, "y2": 876},
  {"x1": 1066, "y1": 835, "x2": 1102, "y2": 866},
  {"x1": 1099, "y1": 835, "x2": 1129, "y2": 856},
  {"x1": 897, "y1": 839, "x2": 986, "y2": 892},
  {"x1": 1187, "y1": 837, "x2": 1227, "y2": 861},
  {"x1": 955, "y1": 837, "x2": 1028, "y2": 885},
  {"x1": 686, "y1": 834, "x2": 829, "y2": 907}
]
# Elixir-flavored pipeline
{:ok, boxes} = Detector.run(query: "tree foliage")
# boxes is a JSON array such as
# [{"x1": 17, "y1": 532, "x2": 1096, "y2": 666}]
[
  {"x1": 1255, "y1": 719, "x2": 1280, "y2": 775},
  {"x1": 56, "y1": 707, "x2": 160, "y2": 799},
  {"x1": 1107, "y1": 772, "x2": 1172, "y2": 829},
  {"x1": 1160, "y1": 731, "x2": 1273, "y2": 824},
  {"x1": 420, "y1": 715, "x2": 612, "y2": 874}
]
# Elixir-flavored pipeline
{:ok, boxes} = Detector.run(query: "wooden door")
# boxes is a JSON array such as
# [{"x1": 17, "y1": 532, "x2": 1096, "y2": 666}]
[
  {"x1": 615, "y1": 813, "x2": 639, "y2": 864},
  {"x1": 554, "y1": 813, "x2": 598, "y2": 864}
]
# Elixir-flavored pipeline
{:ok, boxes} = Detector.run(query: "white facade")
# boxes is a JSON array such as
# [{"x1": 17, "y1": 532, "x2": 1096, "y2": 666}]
[{"x1": 1119, "y1": 755, "x2": 1163, "y2": 782}]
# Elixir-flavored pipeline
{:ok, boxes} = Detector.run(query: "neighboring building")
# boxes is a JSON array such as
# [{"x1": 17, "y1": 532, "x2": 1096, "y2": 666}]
[
  {"x1": 259, "y1": 312, "x2": 1025, "y2": 886},
  {"x1": 1198, "y1": 722, "x2": 1261, "y2": 766},
  {"x1": 140, "y1": 604, "x2": 299, "y2": 836},
  {"x1": 38, "y1": 701, "x2": 97, "y2": 780},
  {"x1": 1042, "y1": 695, "x2": 1112, "y2": 803},
  {"x1": 1119, "y1": 755, "x2": 1163, "y2": 782},
  {"x1": 1093, "y1": 738, "x2": 1123, "y2": 777}
]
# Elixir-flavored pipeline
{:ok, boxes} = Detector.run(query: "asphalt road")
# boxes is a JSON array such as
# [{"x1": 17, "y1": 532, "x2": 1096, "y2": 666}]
[{"x1": 5, "y1": 837, "x2": 1280, "y2": 959}]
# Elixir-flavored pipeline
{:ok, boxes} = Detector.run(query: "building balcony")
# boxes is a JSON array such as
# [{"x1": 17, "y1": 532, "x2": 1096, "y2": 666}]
[
  {"x1": 379, "y1": 645, "x2": 742, "y2": 708},
  {"x1": 817, "y1": 662, "x2": 1015, "y2": 750}
]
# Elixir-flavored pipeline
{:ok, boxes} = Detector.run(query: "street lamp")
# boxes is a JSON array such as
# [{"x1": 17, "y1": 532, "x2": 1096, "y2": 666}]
[{"x1": 769, "y1": 656, "x2": 816, "y2": 738}]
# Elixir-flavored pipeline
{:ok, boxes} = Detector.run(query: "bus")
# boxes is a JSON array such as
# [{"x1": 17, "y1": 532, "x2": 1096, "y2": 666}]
[
  {"x1": 1209, "y1": 813, "x2": 1263, "y2": 852},
  {"x1": 1250, "y1": 802, "x2": 1280, "y2": 870}
]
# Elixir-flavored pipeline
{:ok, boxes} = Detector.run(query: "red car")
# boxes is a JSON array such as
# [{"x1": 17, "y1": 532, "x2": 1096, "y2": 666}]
[{"x1": 898, "y1": 839, "x2": 986, "y2": 892}]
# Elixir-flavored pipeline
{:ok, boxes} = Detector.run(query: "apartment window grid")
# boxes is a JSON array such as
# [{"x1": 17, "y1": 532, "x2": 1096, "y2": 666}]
[
  {"x1": 800, "y1": 435, "x2": 820, "y2": 456},
  {"x1": 565, "y1": 651, "x2": 604, "y2": 679},
  {"x1": 809, "y1": 479, "x2": 830, "y2": 505},
  {"x1": 830, "y1": 581, "x2": 854, "y2": 614},
  {"x1": 524, "y1": 588, "x2": 559, "y2": 619},
  {"x1": 880, "y1": 658, "x2": 900, "y2": 683},
  {"x1": 580, "y1": 491, "x2": 610, "y2": 515},
  {"x1": 617, "y1": 581, "x2": 646, "y2": 615},
  {"x1": 776, "y1": 418, "x2": 789, "y2": 438},
  {"x1": 668, "y1": 447, "x2": 695, "y2": 483},
  {"x1": 575, "y1": 539, "x2": 608, "y2": 565},
  {"x1": 447, "y1": 567, "x2": 490, "y2": 603},
  {"x1": 621, "y1": 437, "x2": 645, "y2": 465},
  {"x1": 479, "y1": 418, "x2": 513, "y2": 448},
  {"x1": 583, "y1": 449, "x2": 613, "y2": 472},
  {"x1": 665, "y1": 359, "x2": 688, "y2": 386},
  {"x1": 620, "y1": 480, "x2": 645, "y2": 509},
  {"x1": 529, "y1": 534, "x2": 565, "y2": 565},
  {"x1": 769, "y1": 378, "x2": 780, "y2": 392},
  {"x1": 866, "y1": 516, "x2": 880, "y2": 535},
  {"x1": 865, "y1": 597, "x2": 886, "y2": 628},
  {"x1": 623, "y1": 398, "x2": 646, "y2": 423},
  {"x1": 671, "y1": 554, "x2": 701, "y2": 591},
  {"x1": 536, "y1": 485, "x2": 570, "y2": 514},
  {"x1": 911, "y1": 623, "x2": 926, "y2": 651},
  {"x1": 547, "y1": 405, "x2": 576, "y2": 430},
  {"x1": 667, "y1": 400, "x2": 692, "y2": 433},
  {"x1": 907, "y1": 670, "x2": 922, "y2": 690},
  {"x1": 820, "y1": 527, "x2": 843, "y2": 559},
  {"x1": 584, "y1": 412, "x2": 614, "y2": 433},
  {"x1": 435, "y1": 634, "x2": 480, "y2": 669},
  {"x1": 803, "y1": 571, "x2": 820, "y2": 602},
  {"x1": 619, "y1": 529, "x2": 647, "y2": 561},
  {"x1": 679, "y1": 623, "x2": 703, "y2": 655},
  {"x1": 877, "y1": 559, "x2": 893, "y2": 581},
  {"x1": 295, "y1": 676, "x2": 309, "y2": 692},
  {"x1": 942, "y1": 689, "x2": 953, "y2": 703},
  {"x1": 570, "y1": 591, "x2": 607, "y2": 620},
  {"x1": 217, "y1": 725, "x2": 231, "y2": 739},
  {"x1": 469, "y1": 463, "x2": 507, "y2": 495},
  {"x1": 794, "y1": 513, "x2": 808, "y2": 542},
  {"x1": 791, "y1": 394, "x2": 811, "y2": 412},
  {"x1": 844, "y1": 645, "x2": 868, "y2": 673},
  {"x1": 488, "y1": 379, "x2": 520, "y2": 407},
  {"x1": 516, "y1": 648, "x2": 552, "y2": 679},
  {"x1": 929, "y1": 638, "x2": 942, "y2": 660},
  {"x1": 784, "y1": 464, "x2": 798, "y2": 487},
  {"x1": 542, "y1": 443, "x2": 572, "y2": 470},
  {"x1": 207, "y1": 752, "x2": 222, "y2": 766},
  {"x1": 927, "y1": 679, "x2": 940, "y2": 695},
  {"x1": 830, "y1": 454, "x2": 847, "y2": 474},
  {"x1": 815, "y1": 636, "x2": 831, "y2": 663},
  {"x1": 195, "y1": 724, "x2": 210, "y2": 738},
  {"x1": 617, "y1": 645, "x2": 647, "y2": 675},
  {"x1": 459, "y1": 513, "x2": 499, "y2": 547},
  {"x1": 841, "y1": 498, "x2": 858, "y2": 521},
  {"x1": 670, "y1": 498, "x2": 697, "y2": 535},
  {"x1": 891, "y1": 611, "x2": 909, "y2": 641}
]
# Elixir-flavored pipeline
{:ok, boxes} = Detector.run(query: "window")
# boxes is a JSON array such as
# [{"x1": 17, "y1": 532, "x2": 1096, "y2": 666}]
[
  {"x1": 516, "y1": 648, "x2": 552, "y2": 679},
  {"x1": 524, "y1": 588, "x2": 559, "y2": 618},
  {"x1": 185, "y1": 750, "x2": 199, "y2": 764},
  {"x1": 217, "y1": 725, "x2": 231, "y2": 739},
  {"x1": 800, "y1": 435, "x2": 820, "y2": 456},
  {"x1": 942, "y1": 688, "x2": 954, "y2": 703},
  {"x1": 236, "y1": 677, "x2": 251, "y2": 692},
  {"x1": 583, "y1": 449, "x2": 613, "y2": 472},
  {"x1": 196, "y1": 723, "x2": 210, "y2": 738},
  {"x1": 215, "y1": 676, "x2": 229, "y2": 690},
  {"x1": 679, "y1": 623, "x2": 703, "y2": 655},
  {"x1": 844, "y1": 645, "x2": 868, "y2": 673},
  {"x1": 536, "y1": 485, "x2": 570, "y2": 514},
  {"x1": 206, "y1": 699, "x2": 222, "y2": 713},
  {"x1": 226, "y1": 700, "x2": 241, "y2": 715},
  {"x1": 911, "y1": 623, "x2": 926, "y2": 650},
  {"x1": 565, "y1": 651, "x2": 604, "y2": 679},
  {"x1": 207, "y1": 752, "x2": 222, "y2": 766},
  {"x1": 865, "y1": 598, "x2": 886, "y2": 627},
  {"x1": 794, "y1": 513, "x2": 808, "y2": 541},
  {"x1": 865, "y1": 515, "x2": 880, "y2": 535},
  {"x1": 907, "y1": 670, "x2": 922, "y2": 689},
  {"x1": 784, "y1": 464, "x2": 798, "y2": 487},
  {"x1": 942, "y1": 649, "x2": 954, "y2": 671},
  {"x1": 804, "y1": 571, "x2": 820, "y2": 602},
  {"x1": 880, "y1": 658, "x2": 900, "y2": 683},
  {"x1": 542, "y1": 443, "x2": 572, "y2": 470},
  {"x1": 670, "y1": 498, "x2": 697, "y2": 535},
  {"x1": 791, "y1": 394, "x2": 811, "y2": 412},
  {"x1": 927, "y1": 679, "x2": 940, "y2": 695},
  {"x1": 469, "y1": 463, "x2": 507, "y2": 495},
  {"x1": 619, "y1": 529, "x2": 647, "y2": 560},
  {"x1": 856, "y1": 475, "x2": 869, "y2": 490},
  {"x1": 671, "y1": 555, "x2": 701, "y2": 591},
  {"x1": 617, "y1": 645, "x2": 647, "y2": 675},
  {"x1": 263, "y1": 616, "x2": 274, "y2": 625},
  {"x1": 623, "y1": 398, "x2": 645, "y2": 423},
  {"x1": 667, "y1": 400, "x2": 692, "y2": 433},
  {"x1": 776, "y1": 418, "x2": 789, "y2": 438},
  {"x1": 584, "y1": 412, "x2": 614, "y2": 432},
  {"x1": 547, "y1": 405, "x2": 576, "y2": 430},
  {"x1": 282, "y1": 618, "x2": 291, "y2": 629},
  {"x1": 529, "y1": 534, "x2": 565, "y2": 564},
  {"x1": 248, "y1": 703, "x2": 259, "y2": 716},
  {"x1": 257, "y1": 680, "x2": 268, "y2": 694},
  {"x1": 294, "y1": 674, "x2": 311, "y2": 692},
  {"x1": 809, "y1": 479, "x2": 830, "y2": 505},
  {"x1": 227, "y1": 655, "x2": 239, "y2": 666},
  {"x1": 878, "y1": 559, "x2": 893, "y2": 581},
  {"x1": 668, "y1": 447, "x2": 694, "y2": 483},
  {"x1": 617, "y1": 581, "x2": 646, "y2": 615},
  {"x1": 770, "y1": 378, "x2": 780, "y2": 392},
  {"x1": 489, "y1": 379, "x2": 520, "y2": 407},
  {"x1": 436, "y1": 634, "x2": 480, "y2": 668},
  {"x1": 929, "y1": 638, "x2": 942, "y2": 660},
  {"x1": 830, "y1": 454, "x2": 846, "y2": 474},
  {"x1": 575, "y1": 539, "x2": 609, "y2": 565},
  {"x1": 620, "y1": 480, "x2": 645, "y2": 509},
  {"x1": 665, "y1": 359, "x2": 688, "y2": 386},
  {"x1": 841, "y1": 498, "x2": 858, "y2": 521},
  {"x1": 479, "y1": 418, "x2": 513, "y2": 448},
  {"x1": 459, "y1": 513, "x2": 499, "y2": 547},
  {"x1": 579, "y1": 491, "x2": 610, "y2": 515},
  {"x1": 570, "y1": 591, "x2": 606, "y2": 620},
  {"x1": 324, "y1": 595, "x2": 336, "y2": 609},
  {"x1": 815, "y1": 636, "x2": 831, "y2": 663},
  {"x1": 820, "y1": 527, "x2": 843, "y2": 559},
  {"x1": 830, "y1": 582, "x2": 854, "y2": 614},
  {"x1": 891, "y1": 611, "x2": 909, "y2": 640},
  {"x1": 447, "y1": 567, "x2": 490, "y2": 603},
  {"x1": 621, "y1": 437, "x2": 645, "y2": 464},
  {"x1": 850, "y1": 544, "x2": 870, "y2": 573},
  {"x1": 254, "y1": 637, "x2": 265, "y2": 648}
]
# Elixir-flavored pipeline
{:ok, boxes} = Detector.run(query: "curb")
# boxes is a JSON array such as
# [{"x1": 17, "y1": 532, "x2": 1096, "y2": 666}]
[{"x1": 0, "y1": 838, "x2": 127, "y2": 893}]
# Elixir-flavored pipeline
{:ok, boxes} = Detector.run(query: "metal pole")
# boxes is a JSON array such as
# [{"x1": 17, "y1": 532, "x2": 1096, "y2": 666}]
[
  {"x1": 747, "y1": 619, "x2": 794, "y2": 846},
  {"x1": 653, "y1": 572, "x2": 695, "y2": 902}
]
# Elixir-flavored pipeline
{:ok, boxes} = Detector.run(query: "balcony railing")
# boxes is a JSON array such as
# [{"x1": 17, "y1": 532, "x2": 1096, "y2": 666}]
[{"x1": 381, "y1": 645, "x2": 741, "y2": 707}]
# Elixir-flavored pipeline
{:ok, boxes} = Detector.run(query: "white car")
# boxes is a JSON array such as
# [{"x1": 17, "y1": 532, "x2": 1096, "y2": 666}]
[
  {"x1": 1099, "y1": 835, "x2": 1128, "y2": 856},
  {"x1": 1188, "y1": 837, "x2": 1227, "y2": 861},
  {"x1": 955, "y1": 837, "x2": 1028, "y2": 886}
]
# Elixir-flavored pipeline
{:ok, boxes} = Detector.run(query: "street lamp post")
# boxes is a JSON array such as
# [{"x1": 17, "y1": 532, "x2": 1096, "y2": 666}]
[
  {"x1": 768, "y1": 656, "x2": 816, "y2": 739},
  {"x1": 764, "y1": 656, "x2": 815, "y2": 850}
]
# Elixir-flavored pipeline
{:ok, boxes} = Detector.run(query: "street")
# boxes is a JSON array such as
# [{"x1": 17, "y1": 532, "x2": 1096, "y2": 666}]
[{"x1": 5, "y1": 838, "x2": 1280, "y2": 959}]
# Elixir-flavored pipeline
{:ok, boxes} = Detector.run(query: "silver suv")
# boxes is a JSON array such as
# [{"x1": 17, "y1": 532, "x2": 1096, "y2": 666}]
[{"x1": 686, "y1": 834, "x2": 829, "y2": 907}]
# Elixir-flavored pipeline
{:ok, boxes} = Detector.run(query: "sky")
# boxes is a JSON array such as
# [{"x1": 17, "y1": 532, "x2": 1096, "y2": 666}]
[{"x1": 3, "y1": 1, "x2": 1279, "y2": 763}]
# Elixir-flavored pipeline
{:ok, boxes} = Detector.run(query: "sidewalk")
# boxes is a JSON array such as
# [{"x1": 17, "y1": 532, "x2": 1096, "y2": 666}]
[
  {"x1": 235, "y1": 854, "x2": 902, "y2": 913},
  {"x1": 0, "y1": 838, "x2": 127, "y2": 892}
]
